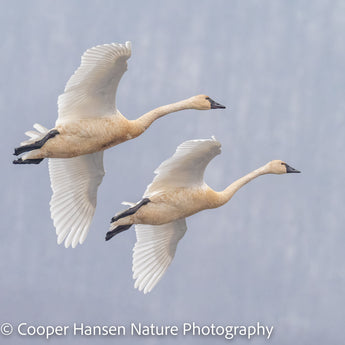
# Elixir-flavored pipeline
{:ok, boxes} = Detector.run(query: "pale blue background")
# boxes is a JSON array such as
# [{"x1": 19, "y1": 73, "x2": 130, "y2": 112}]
[{"x1": 1, "y1": 0, "x2": 344, "y2": 344}]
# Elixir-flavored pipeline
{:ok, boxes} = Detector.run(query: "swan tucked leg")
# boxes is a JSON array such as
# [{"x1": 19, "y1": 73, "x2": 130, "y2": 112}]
[
  {"x1": 106, "y1": 198, "x2": 151, "y2": 241},
  {"x1": 111, "y1": 198, "x2": 151, "y2": 223},
  {"x1": 13, "y1": 129, "x2": 60, "y2": 156},
  {"x1": 13, "y1": 157, "x2": 44, "y2": 164},
  {"x1": 105, "y1": 224, "x2": 132, "y2": 241}
]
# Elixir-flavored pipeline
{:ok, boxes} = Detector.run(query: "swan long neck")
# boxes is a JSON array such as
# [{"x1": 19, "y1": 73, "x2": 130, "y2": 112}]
[
  {"x1": 215, "y1": 166, "x2": 267, "y2": 207},
  {"x1": 134, "y1": 98, "x2": 195, "y2": 131}
]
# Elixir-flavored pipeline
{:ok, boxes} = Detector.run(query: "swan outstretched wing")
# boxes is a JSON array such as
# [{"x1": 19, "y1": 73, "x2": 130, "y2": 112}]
[
  {"x1": 48, "y1": 152, "x2": 105, "y2": 248},
  {"x1": 57, "y1": 42, "x2": 131, "y2": 123},
  {"x1": 132, "y1": 218, "x2": 187, "y2": 294},
  {"x1": 144, "y1": 138, "x2": 221, "y2": 196}
]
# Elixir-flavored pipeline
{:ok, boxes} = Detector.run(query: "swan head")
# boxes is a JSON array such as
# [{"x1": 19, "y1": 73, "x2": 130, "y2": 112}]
[
  {"x1": 265, "y1": 160, "x2": 301, "y2": 174},
  {"x1": 188, "y1": 95, "x2": 226, "y2": 110}
]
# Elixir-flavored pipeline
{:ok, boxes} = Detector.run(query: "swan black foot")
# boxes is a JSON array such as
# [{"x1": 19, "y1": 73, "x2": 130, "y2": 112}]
[
  {"x1": 111, "y1": 198, "x2": 150, "y2": 223},
  {"x1": 106, "y1": 225, "x2": 132, "y2": 241},
  {"x1": 14, "y1": 129, "x2": 60, "y2": 156},
  {"x1": 13, "y1": 157, "x2": 44, "y2": 164}
]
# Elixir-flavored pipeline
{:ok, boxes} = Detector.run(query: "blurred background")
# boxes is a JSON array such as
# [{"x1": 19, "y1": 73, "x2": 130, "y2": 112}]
[{"x1": 1, "y1": 0, "x2": 344, "y2": 344}]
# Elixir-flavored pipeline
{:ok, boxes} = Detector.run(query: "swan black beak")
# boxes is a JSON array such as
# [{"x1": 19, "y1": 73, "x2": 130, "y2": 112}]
[
  {"x1": 207, "y1": 97, "x2": 226, "y2": 109},
  {"x1": 285, "y1": 164, "x2": 301, "y2": 173}
]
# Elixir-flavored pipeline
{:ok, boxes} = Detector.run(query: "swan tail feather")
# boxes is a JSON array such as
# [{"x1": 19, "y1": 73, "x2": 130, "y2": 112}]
[
  {"x1": 19, "y1": 123, "x2": 49, "y2": 146},
  {"x1": 121, "y1": 201, "x2": 136, "y2": 207}
]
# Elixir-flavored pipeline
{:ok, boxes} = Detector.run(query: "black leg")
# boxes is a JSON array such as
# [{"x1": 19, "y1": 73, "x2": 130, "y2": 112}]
[
  {"x1": 111, "y1": 198, "x2": 150, "y2": 223},
  {"x1": 105, "y1": 225, "x2": 132, "y2": 241},
  {"x1": 13, "y1": 157, "x2": 44, "y2": 165},
  {"x1": 14, "y1": 129, "x2": 60, "y2": 156}
]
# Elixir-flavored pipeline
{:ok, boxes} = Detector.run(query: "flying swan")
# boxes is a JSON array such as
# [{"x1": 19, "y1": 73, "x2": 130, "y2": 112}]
[
  {"x1": 12, "y1": 42, "x2": 225, "y2": 248},
  {"x1": 106, "y1": 138, "x2": 300, "y2": 293}
]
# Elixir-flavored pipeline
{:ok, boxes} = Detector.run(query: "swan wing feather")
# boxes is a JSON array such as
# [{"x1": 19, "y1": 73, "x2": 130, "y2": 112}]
[
  {"x1": 144, "y1": 138, "x2": 221, "y2": 196},
  {"x1": 49, "y1": 152, "x2": 105, "y2": 248},
  {"x1": 57, "y1": 42, "x2": 131, "y2": 123},
  {"x1": 132, "y1": 218, "x2": 187, "y2": 293}
]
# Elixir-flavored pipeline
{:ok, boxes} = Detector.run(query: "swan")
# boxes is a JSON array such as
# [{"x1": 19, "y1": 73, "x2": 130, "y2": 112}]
[
  {"x1": 12, "y1": 42, "x2": 225, "y2": 248},
  {"x1": 106, "y1": 138, "x2": 300, "y2": 293}
]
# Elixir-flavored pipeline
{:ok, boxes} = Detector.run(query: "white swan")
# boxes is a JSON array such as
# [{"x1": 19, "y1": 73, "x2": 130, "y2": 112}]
[
  {"x1": 106, "y1": 138, "x2": 300, "y2": 293},
  {"x1": 13, "y1": 42, "x2": 225, "y2": 248}
]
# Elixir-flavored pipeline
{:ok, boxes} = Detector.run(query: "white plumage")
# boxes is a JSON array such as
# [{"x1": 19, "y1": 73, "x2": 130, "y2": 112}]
[
  {"x1": 49, "y1": 152, "x2": 105, "y2": 248},
  {"x1": 108, "y1": 139, "x2": 220, "y2": 293},
  {"x1": 19, "y1": 43, "x2": 130, "y2": 248},
  {"x1": 132, "y1": 139, "x2": 219, "y2": 293},
  {"x1": 57, "y1": 42, "x2": 131, "y2": 122},
  {"x1": 144, "y1": 138, "x2": 221, "y2": 197},
  {"x1": 15, "y1": 41, "x2": 225, "y2": 248},
  {"x1": 133, "y1": 219, "x2": 187, "y2": 294},
  {"x1": 49, "y1": 43, "x2": 130, "y2": 247},
  {"x1": 109, "y1": 138, "x2": 300, "y2": 293}
]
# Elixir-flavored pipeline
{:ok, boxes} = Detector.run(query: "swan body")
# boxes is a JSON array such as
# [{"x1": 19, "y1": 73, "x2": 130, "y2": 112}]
[
  {"x1": 107, "y1": 138, "x2": 300, "y2": 293},
  {"x1": 17, "y1": 95, "x2": 223, "y2": 160},
  {"x1": 13, "y1": 42, "x2": 225, "y2": 248}
]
